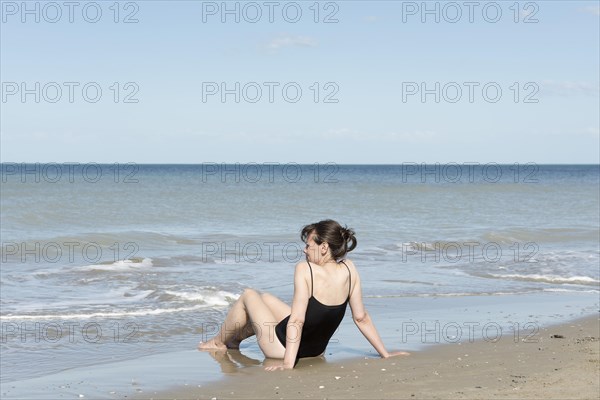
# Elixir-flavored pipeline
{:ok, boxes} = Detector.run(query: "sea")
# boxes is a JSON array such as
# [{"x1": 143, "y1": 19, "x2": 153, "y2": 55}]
[{"x1": 1, "y1": 163, "x2": 599, "y2": 398}]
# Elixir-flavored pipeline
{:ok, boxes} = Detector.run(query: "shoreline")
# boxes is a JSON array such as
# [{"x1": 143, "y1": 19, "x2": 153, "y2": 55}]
[
  {"x1": 149, "y1": 314, "x2": 599, "y2": 400},
  {"x1": 2, "y1": 293, "x2": 598, "y2": 399}
]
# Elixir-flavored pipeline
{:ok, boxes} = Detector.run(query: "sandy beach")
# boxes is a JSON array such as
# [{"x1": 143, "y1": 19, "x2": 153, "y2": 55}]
[
  {"x1": 149, "y1": 315, "x2": 599, "y2": 400},
  {"x1": 2, "y1": 0, "x2": 599, "y2": 396}
]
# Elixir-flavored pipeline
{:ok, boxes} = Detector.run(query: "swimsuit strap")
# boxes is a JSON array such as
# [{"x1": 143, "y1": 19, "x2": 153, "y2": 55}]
[
  {"x1": 307, "y1": 260, "x2": 314, "y2": 297},
  {"x1": 339, "y1": 260, "x2": 351, "y2": 299}
]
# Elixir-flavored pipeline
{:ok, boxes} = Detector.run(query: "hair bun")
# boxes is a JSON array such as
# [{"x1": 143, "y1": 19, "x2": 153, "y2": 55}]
[
  {"x1": 340, "y1": 226, "x2": 357, "y2": 254},
  {"x1": 340, "y1": 227, "x2": 348, "y2": 239}
]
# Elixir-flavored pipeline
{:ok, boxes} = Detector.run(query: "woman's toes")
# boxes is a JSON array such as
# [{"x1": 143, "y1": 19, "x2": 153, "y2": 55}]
[{"x1": 198, "y1": 339, "x2": 227, "y2": 351}]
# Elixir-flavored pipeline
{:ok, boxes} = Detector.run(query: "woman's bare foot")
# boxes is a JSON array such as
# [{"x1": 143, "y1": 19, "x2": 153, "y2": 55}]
[
  {"x1": 198, "y1": 338, "x2": 227, "y2": 351},
  {"x1": 383, "y1": 351, "x2": 411, "y2": 358},
  {"x1": 225, "y1": 342, "x2": 240, "y2": 350}
]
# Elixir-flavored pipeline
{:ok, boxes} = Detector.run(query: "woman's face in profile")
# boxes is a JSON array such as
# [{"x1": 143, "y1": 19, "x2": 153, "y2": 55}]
[{"x1": 303, "y1": 231, "x2": 318, "y2": 262}]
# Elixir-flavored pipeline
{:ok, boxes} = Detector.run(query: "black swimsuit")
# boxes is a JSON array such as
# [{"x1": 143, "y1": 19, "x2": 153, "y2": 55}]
[{"x1": 275, "y1": 260, "x2": 351, "y2": 364}]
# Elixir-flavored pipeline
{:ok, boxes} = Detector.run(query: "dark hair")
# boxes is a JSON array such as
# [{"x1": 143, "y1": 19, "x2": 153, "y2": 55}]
[{"x1": 301, "y1": 219, "x2": 357, "y2": 261}]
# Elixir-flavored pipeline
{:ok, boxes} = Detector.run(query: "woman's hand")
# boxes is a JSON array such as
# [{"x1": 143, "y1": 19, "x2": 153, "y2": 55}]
[
  {"x1": 264, "y1": 362, "x2": 294, "y2": 371},
  {"x1": 382, "y1": 350, "x2": 411, "y2": 358}
]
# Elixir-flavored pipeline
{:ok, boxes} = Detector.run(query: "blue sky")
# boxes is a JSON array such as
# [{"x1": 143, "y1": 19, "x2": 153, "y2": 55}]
[{"x1": 1, "y1": 0, "x2": 599, "y2": 163}]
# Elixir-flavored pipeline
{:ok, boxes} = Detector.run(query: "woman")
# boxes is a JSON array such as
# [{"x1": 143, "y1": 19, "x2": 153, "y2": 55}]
[{"x1": 198, "y1": 219, "x2": 409, "y2": 370}]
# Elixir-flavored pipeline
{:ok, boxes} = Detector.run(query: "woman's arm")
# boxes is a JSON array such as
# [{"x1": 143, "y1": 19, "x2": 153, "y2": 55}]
[
  {"x1": 346, "y1": 260, "x2": 394, "y2": 358},
  {"x1": 282, "y1": 261, "x2": 311, "y2": 368}
]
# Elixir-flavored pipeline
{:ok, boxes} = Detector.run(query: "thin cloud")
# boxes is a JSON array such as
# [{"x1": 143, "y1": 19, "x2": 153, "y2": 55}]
[
  {"x1": 583, "y1": 126, "x2": 600, "y2": 136},
  {"x1": 528, "y1": 126, "x2": 600, "y2": 137},
  {"x1": 266, "y1": 35, "x2": 317, "y2": 50},
  {"x1": 323, "y1": 128, "x2": 436, "y2": 142},
  {"x1": 364, "y1": 16, "x2": 378, "y2": 23},
  {"x1": 579, "y1": 6, "x2": 600, "y2": 16},
  {"x1": 540, "y1": 80, "x2": 600, "y2": 97}
]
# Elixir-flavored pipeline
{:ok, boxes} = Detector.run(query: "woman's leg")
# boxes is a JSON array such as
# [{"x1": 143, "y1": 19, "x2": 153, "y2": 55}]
[
  {"x1": 199, "y1": 295, "x2": 249, "y2": 350},
  {"x1": 227, "y1": 293, "x2": 291, "y2": 348},
  {"x1": 239, "y1": 289, "x2": 286, "y2": 358},
  {"x1": 261, "y1": 292, "x2": 291, "y2": 322},
  {"x1": 199, "y1": 289, "x2": 287, "y2": 358}
]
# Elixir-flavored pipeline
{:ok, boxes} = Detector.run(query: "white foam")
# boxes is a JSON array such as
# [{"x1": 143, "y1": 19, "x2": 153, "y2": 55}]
[
  {"x1": 543, "y1": 288, "x2": 600, "y2": 294},
  {"x1": 77, "y1": 258, "x2": 153, "y2": 272},
  {"x1": 0, "y1": 304, "x2": 221, "y2": 320},
  {"x1": 489, "y1": 273, "x2": 599, "y2": 285},
  {"x1": 3, "y1": 288, "x2": 154, "y2": 313},
  {"x1": 1, "y1": 288, "x2": 241, "y2": 320},
  {"x1": 164, "y1": 289, "x2": 239, "y2": 305},
  {"x1": 365, "y1": 291, "x2": 537, "y2": 298}
]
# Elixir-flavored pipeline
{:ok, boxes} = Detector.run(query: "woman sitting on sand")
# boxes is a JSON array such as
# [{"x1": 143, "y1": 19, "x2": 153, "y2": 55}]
[{"x1": 198, "y1": 219, "x2": 409, "y2": 370}]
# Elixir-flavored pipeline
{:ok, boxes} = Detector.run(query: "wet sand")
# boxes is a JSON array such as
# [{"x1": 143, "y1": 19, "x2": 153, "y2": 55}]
[{"x1": 150, "y1": 315, "x2": 599, "y2": 399}]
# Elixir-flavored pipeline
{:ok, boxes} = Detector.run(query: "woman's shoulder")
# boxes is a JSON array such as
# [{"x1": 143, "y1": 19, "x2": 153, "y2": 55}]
[
  {"x1": 339, "y1": 258, "x2": 358, "y2": 272},
  {"x1": 293, "y1": 260, "x2": 311, "y2": 274},
  {"x1": 339, "y1": 258, "x2": 355, "y2": 266},
  {"x1": 294, "y1": 260, "x2": 308, "y2": 267}
]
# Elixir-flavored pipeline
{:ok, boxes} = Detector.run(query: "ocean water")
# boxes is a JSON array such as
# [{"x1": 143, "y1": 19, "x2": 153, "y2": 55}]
[{"x1": 1, "y1": 164, "x2": 599, "y2": 392}]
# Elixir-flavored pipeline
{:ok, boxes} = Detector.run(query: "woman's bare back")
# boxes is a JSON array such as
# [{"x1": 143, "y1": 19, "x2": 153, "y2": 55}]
[{"x1": 306, "y1": 259, "x2": 353, "y2": 306}]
